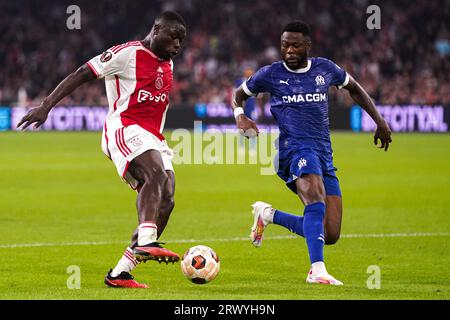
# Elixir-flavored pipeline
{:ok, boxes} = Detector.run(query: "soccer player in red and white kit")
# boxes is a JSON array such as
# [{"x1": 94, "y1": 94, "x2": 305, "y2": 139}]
[{"x1": 17, "y1": 11, "x2": 187, "y2": 288}]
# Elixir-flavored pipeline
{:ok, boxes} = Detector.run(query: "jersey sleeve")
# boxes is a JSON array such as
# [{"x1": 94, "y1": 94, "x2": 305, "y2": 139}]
[
  {"x1": 86, "y1": 47, "x2": 131, "y2": 79},
  {"x1": 242, "y1": 65, "x2": 271, "y2": 96},
  {"x1": 327, "y1": 59, "x2": 349, "y2": 90}
]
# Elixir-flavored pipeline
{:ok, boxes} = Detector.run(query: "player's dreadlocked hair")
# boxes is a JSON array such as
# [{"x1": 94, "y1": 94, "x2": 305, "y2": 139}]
[
  {"x1": 282, "y1": 21, "x2": 310, "y2": 37},
  {"x1": 156, "y1": 10, "x2": 186, "y2": 27}
]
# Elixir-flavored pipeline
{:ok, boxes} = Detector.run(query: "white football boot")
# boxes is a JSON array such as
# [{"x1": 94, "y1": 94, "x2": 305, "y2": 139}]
[
  {"x1": 250, "y1": 201, "x2": 274, "y2": 247},
  {"x1": 306, "y1": 262, "x2": 343, "y2": 285}
]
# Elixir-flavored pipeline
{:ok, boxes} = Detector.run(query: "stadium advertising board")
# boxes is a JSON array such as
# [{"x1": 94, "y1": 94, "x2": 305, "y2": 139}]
[
  {"x1": 10, "y1": 106, "x2": 108, "y2": 131},
  {"x1": 351, "y1": 105, "x2": 449, "y2": 133},
  {"x1": 0, "y1": 107, "x2": 11, "y2": 131},
  {"x1": 198, "y1": 103, "x2": 450, "y2": 133},
  {"x1": 4, "y1": 104, "x2": 450, "y2": 132}
]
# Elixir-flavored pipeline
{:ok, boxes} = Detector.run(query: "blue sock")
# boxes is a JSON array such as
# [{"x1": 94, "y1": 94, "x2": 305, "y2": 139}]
[
  {"x1": 273, "y1": 210, "x2": 304, "y2": 237},
  {"x1": 303, "y1": 202, "x2": 325, "y2": 264}
]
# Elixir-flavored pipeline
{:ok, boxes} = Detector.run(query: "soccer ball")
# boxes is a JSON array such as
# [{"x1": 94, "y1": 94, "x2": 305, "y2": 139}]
[{"x1": 181, "y1": 245, "x2": 220, "y2": 284}]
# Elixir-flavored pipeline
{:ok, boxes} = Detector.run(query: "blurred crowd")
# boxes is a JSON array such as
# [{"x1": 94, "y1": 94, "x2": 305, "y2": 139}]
[{"x1": 1, "y1": 0, "x2": 449, "y2": 108}]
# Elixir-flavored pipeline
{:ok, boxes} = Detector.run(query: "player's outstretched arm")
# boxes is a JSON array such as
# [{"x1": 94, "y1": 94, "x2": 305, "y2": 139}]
[
  {"x1": 343, "y1": 75, "x2": 392, "y2": 151},
  {"x1": 231, "y1": 86, "x2": 259, "y2": 138},
  {"x1": 17, "y1": 64, "x2": 96, "y2": 130}
]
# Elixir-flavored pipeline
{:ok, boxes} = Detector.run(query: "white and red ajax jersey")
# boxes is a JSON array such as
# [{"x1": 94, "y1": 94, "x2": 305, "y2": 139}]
[{"x1": 87, "y1": 41, "x2": 173, "y2": 141}]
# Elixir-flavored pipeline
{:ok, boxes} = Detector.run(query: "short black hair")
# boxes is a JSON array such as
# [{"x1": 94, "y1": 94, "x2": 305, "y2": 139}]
[
  {"x1": 156, "y1": 10, "x2": 186, "y2": 27},
  {"x1": 282, "y1": 21, "x2": 310, "y2": 37}
]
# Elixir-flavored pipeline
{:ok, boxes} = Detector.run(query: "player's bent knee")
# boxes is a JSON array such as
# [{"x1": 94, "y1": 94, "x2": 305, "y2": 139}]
[
  {"x1": 129, "y1": 152, "x2": 168, "y2": 186},
  {"x1": 325, "y1": 233, "x2": 340, "y2": 245},
  {"x1": 142, "y1": 167, "x2": 169, "y2": 186},
  {"x1": 138, "y1": 170, "x2": 169, "y2": 205},
  {"x1": 162, "y1": 196, "x2": 175, "y2": 212},
  {"x1": 298, "y1": 185, "x2": 326, "y2": 205},
  {"x1": 303, "y1": 193, "x2": 326, "y2": 206},
  {"x1": 297, "y1": 175, "x2": 326, "y2": 204}
]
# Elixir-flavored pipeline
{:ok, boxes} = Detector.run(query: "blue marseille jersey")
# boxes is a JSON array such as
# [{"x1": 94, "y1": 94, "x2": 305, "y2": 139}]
[{"x1": 243, "y1": 57, "x2": 349, "y2": 153}]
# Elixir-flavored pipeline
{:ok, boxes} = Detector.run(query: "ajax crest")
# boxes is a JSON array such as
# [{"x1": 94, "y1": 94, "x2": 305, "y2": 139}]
[
  {"x1": 131, "y1": 137, "x2": 143, "y2": 147},
  {"x1": 155, "y1": 77, "x2": 164, "y2": 89}
]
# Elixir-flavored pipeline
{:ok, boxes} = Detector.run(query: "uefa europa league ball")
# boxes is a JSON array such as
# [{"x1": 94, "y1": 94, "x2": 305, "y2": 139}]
[{"x1": 181, "y1": 245, "x2": 220, "y2": 284}]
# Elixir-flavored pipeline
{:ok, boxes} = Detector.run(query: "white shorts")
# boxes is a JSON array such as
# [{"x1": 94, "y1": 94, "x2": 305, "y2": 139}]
[{"x1": 102, "y1": 124, "x2": 174, "y2": 190}]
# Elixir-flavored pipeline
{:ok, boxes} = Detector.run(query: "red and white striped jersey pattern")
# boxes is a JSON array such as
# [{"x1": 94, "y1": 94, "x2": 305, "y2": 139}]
[{"x1": 87, "y1": 41, "x2": 173, "y2": 141}]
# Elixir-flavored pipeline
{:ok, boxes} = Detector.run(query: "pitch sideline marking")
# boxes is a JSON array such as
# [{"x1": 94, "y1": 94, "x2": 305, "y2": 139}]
[{"x1": 0, "y1": 232, "x2": 449, "y2": 249}]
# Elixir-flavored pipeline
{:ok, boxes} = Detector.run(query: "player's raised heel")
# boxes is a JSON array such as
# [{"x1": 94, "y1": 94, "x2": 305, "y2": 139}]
[
  {"x1": 133, "y1": 242, "x2": 180, "y2": 264},
  {"x1": 250, "y1": 201, "x2": 273, "y2": 248},
  {"x1": 104, "y1": 269, "x2": 149, "y2": 288},
  {"x1": 306, "y1": 269, "x2": 343, "y2": 286}
]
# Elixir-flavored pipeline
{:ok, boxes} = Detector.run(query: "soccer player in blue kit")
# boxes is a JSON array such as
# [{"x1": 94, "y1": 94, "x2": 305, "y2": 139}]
[{"x1": 232, "y1": 21, "x2": 392, "y2": 285}]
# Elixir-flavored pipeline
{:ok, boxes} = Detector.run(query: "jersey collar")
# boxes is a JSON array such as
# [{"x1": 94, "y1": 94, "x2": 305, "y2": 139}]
[
  {"x1": 282, "y1": 59, "x2": 311, "y2": 73},
  {"x1": 139, "y1": 41, "x2": 167, "y2": 62}
]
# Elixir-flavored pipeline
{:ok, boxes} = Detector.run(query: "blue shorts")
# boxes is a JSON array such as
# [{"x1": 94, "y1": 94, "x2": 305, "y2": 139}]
[{"x1": 275, "y1": 148, "x2": 342, "y2": 196}]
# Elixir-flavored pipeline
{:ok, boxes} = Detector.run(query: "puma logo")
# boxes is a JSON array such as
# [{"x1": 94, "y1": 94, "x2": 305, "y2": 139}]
[{"x1": 279, "y1": 79, "x2": 290, "y2": 85}]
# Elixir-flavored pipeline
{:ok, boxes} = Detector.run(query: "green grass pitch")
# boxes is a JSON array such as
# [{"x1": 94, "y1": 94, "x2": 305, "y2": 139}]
[{"x1": 0, "y1": 131, "x2": 449, "y2": 300}]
